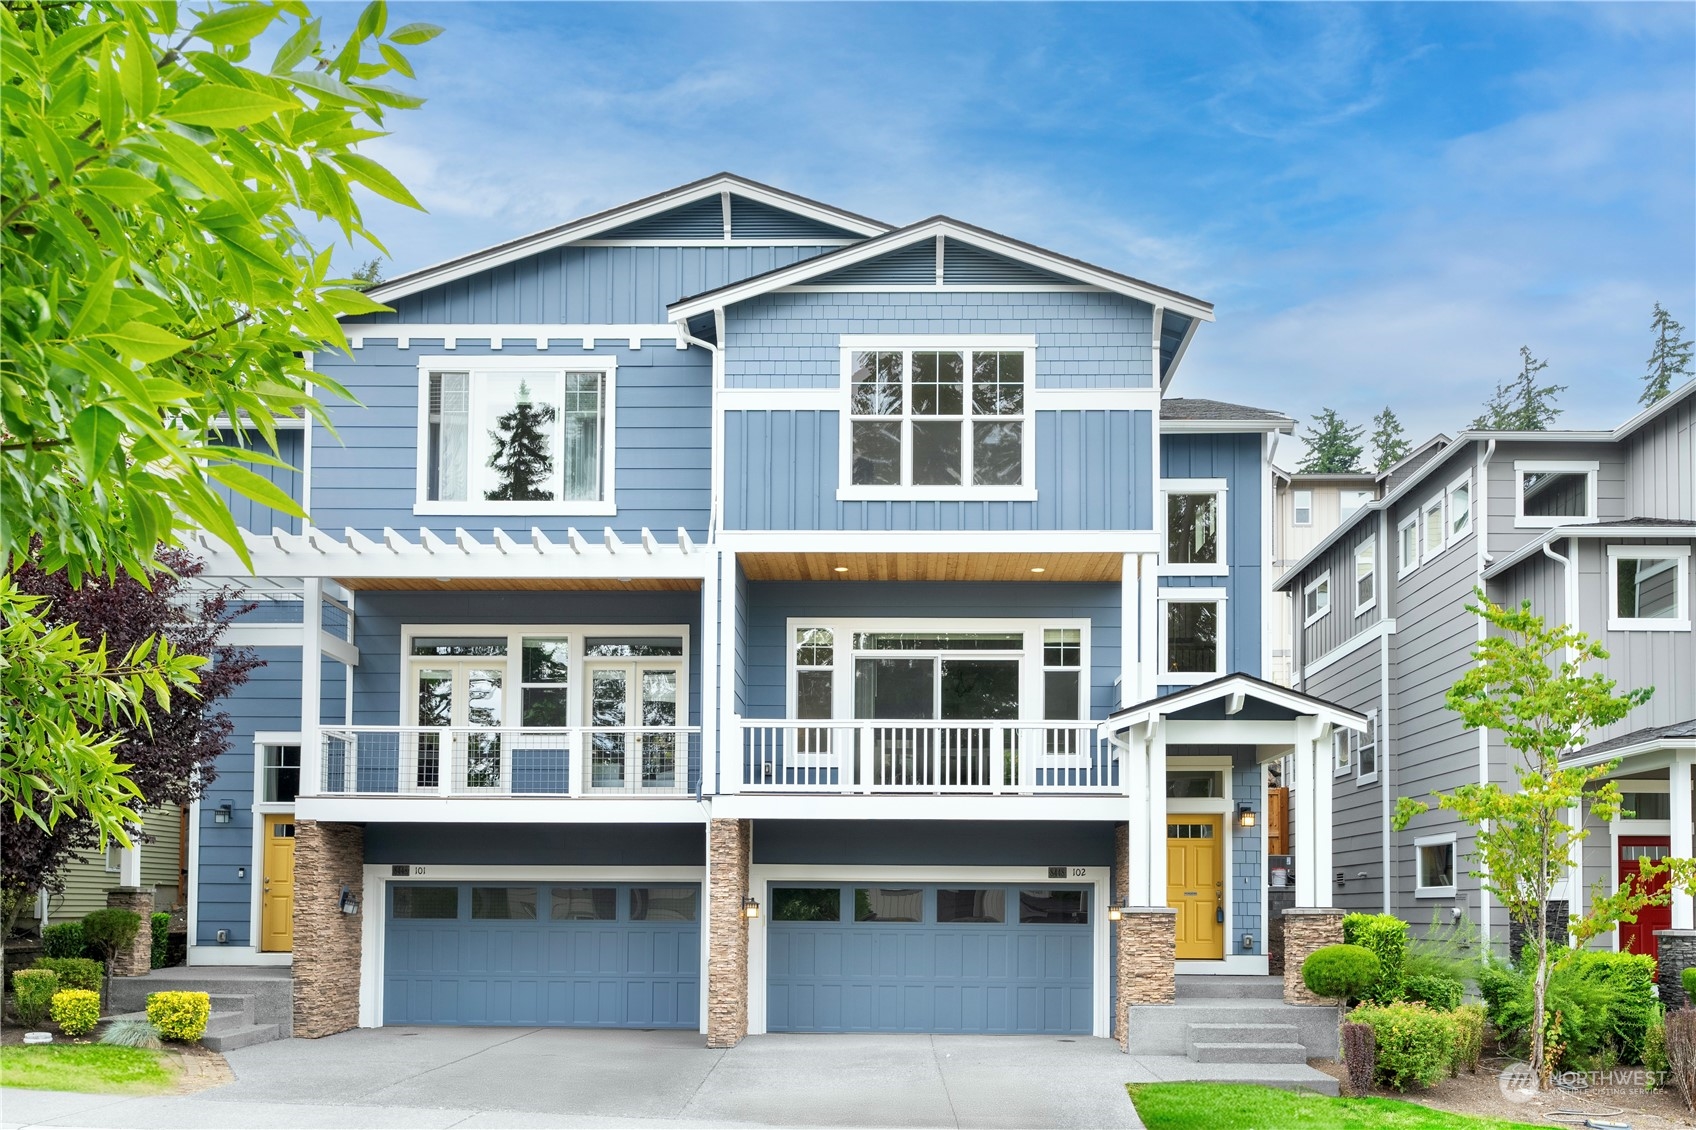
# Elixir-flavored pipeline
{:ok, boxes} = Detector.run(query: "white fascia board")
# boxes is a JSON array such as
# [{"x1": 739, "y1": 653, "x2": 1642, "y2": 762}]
[
  {"x1": 297, "y1": 796, "x2": 712, "y2": 824},
  {"x1": 1104, "y1": 676, "x2": 1368, "y2": 733},
  {"x1": 717, "y1": 530, "x2": 1159, "y2": 554},
  {"x1": 363, "y1": 177, "x2": 890, "y2": 306},
  {"x1": 1484, "y1": 526, "x2": 1696, "y2": 580},
  {"x1": 668, "y1": 219, "x2": 1215, "y2": 323},
  {"x1": 345, "y1": 324, "x2": 677, "y2": 351},
  {"x1": 1612, "y1": 379, "x2": 1696, "y2": 441},
  {"x1": 1159, "y1": 315, "x2": 1203, "y2": 392},
  {"x1": 709, "y1": 794, "x2": 1130, "y2": 821},
  {"x1": 1563, "y1": 739, "x2": 1696, "y2": 771},
  {"x1": 1160, "y1": 419, "x2": 1295, "y2": 434}
]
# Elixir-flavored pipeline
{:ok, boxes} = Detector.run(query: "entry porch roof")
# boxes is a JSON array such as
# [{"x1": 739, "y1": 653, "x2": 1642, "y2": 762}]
[{"x1": 1102, "y1": 673, "x2": 1368, "y2": 740}]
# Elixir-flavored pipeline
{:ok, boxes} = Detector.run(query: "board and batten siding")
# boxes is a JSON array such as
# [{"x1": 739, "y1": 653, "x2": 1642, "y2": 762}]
[
  {"x1": 740, "y1": 581, "x2": 1121, "y2": 720},
  {"x1": 1623, "y1": 392, "x2": 1695, "y2": 521},
  {"x1": 724, "y1": 408, "x2": 1153, "y2": 531},
  {"x1": 351, "y1": 243, "x2": 842, "y2": 327},
  {"x1": 1161, "y1": 433, "x2": 1265, "y2": 679},
  {"x1": 1483, "y1": 440, "x2": 1627, "y2": 549},
  {"x1": 212, "y1": 427, "x2": 303, "y2": 535},
  {"x1": 1297, "y1": 524, "x2": 1382, "y2": 662},
  {"x1": 721, "y1": 289, "x2": 1155, "y2": 390},
  {"x1": 309, "y1": 341, "x2": 711, "y2": 542}
]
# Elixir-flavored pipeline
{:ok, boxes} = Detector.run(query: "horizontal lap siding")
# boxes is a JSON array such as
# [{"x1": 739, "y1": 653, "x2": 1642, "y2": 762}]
[
  {"x1": 1162, "y1": 434, "x2": 1264, "y2": 677},
  {"x1": 356, "y1": 244, "x2": 840, "y2": 326},
  {"x1": 310, "y1": 343, "x2": 710, "y2": 541},
  {"x1": 723, "y1": 409, "x2": 1152, "y2": 531},
  {"x1": 722, "y1": 290, "x2": 1154, "y2": 390},
  {"x1": 1306, "y1": 648, "x2": 1384, "y2": 914},
  {"x1": 740, "y1": 581, "x2": 1120, "y2": 721}
]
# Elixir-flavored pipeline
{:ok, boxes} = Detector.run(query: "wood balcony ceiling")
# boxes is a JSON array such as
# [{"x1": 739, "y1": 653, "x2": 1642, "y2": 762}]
[{"x1": 739, "y1": 552, "x2": 1122, "y2": 583}]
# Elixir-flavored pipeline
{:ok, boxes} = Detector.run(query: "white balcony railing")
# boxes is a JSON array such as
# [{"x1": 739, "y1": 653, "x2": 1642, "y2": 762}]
[
  {"x1": 318, "y1": 726, "x2": 700, "y2": 797},
  {"x1": 733, "y1": 720, "x2": 1118, "y2": 794}
]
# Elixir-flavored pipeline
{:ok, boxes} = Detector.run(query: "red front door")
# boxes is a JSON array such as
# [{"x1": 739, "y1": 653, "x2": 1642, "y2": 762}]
[{"x1": 1619, "y1": 837, "x2": 1672, "y2": 967}]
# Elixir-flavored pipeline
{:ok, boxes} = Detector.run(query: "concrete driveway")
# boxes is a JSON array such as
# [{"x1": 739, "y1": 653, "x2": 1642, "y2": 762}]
[{"x1": 2, "y1": 1028, "x2": 1147, "y2": 1129}]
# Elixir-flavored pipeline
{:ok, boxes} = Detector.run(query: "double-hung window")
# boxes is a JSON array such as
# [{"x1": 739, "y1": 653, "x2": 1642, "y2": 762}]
[
  {"x1": 1292, "y1": 489, "x2": 1313, "y2": 526},
  {"x1": 1607, "y1": 546, "x2": 1691, "y2": 630},
  {"x1": 1161, "y1": 593, "x2": 1224, "y2": 684},
  {"x1": 1420, "y1": 496, "x2": 1446, "y2": 559},
  {"x1": 1398, "y1": 515, "x2": 1419, "y2": 576},
  {"x1": 1163, "y1": 480, "x2": 1226, "y2": 574},
  {"x1": 1356, "y1": 711, "x2": 1378, "y2": 783},
  {"x1": 1303, "y1": 572, "x2": 1331, "y2": 626},
  {"x1": 1354, "y1": 539, "x2": 1377, "y2": 614},
  {"x1": 841, "y1": 339, "x2": 1032, "y2": 497},
  {"x1": 418, "y1": 357, "x2": 616, "y2": 514}
]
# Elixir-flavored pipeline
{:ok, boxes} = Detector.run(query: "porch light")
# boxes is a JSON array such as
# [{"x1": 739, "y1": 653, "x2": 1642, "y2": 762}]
[
  {"x1": 1107, "y1": 905, "x2": 1123, "y2": 921},
  {"x1": 339, "y1": 885, "x2": 360, "y2": 916},
  {"x1": 213, "y1": 802, "x2": 233, "y2": 825},
  {"x1": 742, "y1": 897, "x2": 761, "y2": 919},
  {"x1": 1237, "y1": 803, "x2": 1257, "y2": 828}
]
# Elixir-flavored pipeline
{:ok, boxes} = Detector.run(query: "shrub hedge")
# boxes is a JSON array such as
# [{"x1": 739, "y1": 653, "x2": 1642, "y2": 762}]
[
  {"x1": 1342, "y1": 913, "x2": 1409, "y2": 1003},
  {"x1": 1350, "y1": 1001, "x2": 1456, "y2": 1091},
  {"x1": 150, "y1": 912, "x2": 171, "y2": 969},
  {"x1": 146, "y1": 990, "x2": 211, "y2": 1042},
  {"x1": 41, "y1": 922, "x2": 86, "y2": 959},
  {"x1": 1402, "y1": 973, "x2": 1464, "y2": 1012},
  {"x1": 33, "y1": 956, "x2": 103, "y2": 997},
  {"x1": 51, "y1": 988, "x2": 101, "y2": 1036}
]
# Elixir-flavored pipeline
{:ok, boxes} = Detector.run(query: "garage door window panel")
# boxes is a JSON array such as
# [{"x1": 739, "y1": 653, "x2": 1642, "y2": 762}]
[
  {"x1": 937, "y1": 889, "x2": 1005, "y2": 923},
  {"x1": 550, "y1": 887, "x2": 616, "y2": 921},
  {"x1": 630, "y1": 887, "x2": 696, "y2": 921},
  {"x1": 773, "y1": 887, "x2": 844, "y2": 922},
  {"x1": 393, "y1": 886, "x2": 460, "y2": 919},
  {"x1": 855, "y1": 887, "x2": 924, "y2": 922},
  {"x1": 1020, "y1": 889, "x2": 1088, "y2": 925}
]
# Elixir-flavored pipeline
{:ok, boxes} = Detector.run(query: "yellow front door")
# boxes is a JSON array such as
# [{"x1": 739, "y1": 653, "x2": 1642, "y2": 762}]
[
  {"x1": 260, "y1": 814, "x2": 296, "y2": 952},
  {"x1": 1166, "y1": 816, "x2": 1225, "y2": 959}
]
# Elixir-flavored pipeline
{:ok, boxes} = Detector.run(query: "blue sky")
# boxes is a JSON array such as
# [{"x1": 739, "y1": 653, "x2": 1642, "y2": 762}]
[{"x1": 337, "y1": 2, "x2": 1695, "y2": 453}]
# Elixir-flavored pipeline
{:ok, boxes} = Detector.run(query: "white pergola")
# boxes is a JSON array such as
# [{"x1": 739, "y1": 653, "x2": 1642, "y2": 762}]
[{"x1": 1101, "y1": 674, "x2": 1368, "y2": 912}]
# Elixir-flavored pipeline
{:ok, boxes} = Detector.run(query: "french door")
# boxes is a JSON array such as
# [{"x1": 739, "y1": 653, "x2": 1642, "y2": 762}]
[
  {"x1": 411, "y1": 659, "x2": 506, "y2": 790},
  {"x1": 585, "y1": 661, "x2": 680, "y2": 791}
]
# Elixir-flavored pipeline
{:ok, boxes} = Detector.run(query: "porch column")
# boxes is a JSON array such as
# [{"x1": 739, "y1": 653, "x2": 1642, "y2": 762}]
[
  {"x1": 1125, "y1": 730, "x2": 1150, "y2": 906},
  {"x1": 1292, "y1": 715, "x2": 1319, "y2": 907},
  {"x1": 699, "y1": 555, "x2": 719, "y2": 797},
  {"x1": 1313, "y1": 722, "x2": 1334, "y2": 903},
  {"x1": 299, "y1": 577, "x2": 324, "y2": 798},
  {"x1": 1671, "y1": 750, "x2": 1694, "y2": 931},
  {"x1": 717, "y1": 556, "x2": 739, "y2": 794},
  {"x1": 706, "y1": 818, "x2": 751, "y2": 1048},
  {"x1": 1144, "y1": 718, "x2": 1168, "y2": 905},
  {"x1": 292, "y1": 819, "x2": 364, "y2": 1037}
]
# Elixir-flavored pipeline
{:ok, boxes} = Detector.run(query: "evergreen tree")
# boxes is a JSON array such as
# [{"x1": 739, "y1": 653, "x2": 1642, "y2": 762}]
[
  {"x1": 485, "y1": 383, "x2": 558, "y2": 501},
  {"x1": 1643, "y1": 302, "x2": 1692, "y2": 406},
  {"x1": 1473, "y1": 346, "x2": 1565, "y2": 430},
  {"x1": 350, "y1": 258, "x2": 386, "y2": 291},
  {"x1": 1370, "y1": 407, "x2": 1410, "y2": 472},
  {"x1": 1297, "y1": 408, "x2": 1366, "y2": 473}
]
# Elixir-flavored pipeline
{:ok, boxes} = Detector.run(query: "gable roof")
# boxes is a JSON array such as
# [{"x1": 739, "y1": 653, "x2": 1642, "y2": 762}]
[
  {"x1": 363, "y1": 173, "x2": 892, "y2": 306},
  {"x1": 1161, "y1": 398, "x2": 1294, "y2": 433},
  {"x1": 665, "y1": 215, "x2": 1216, "y2": 323},
  {"x1": 1103, "y1": 673, "x2": 1368, "y2": 732}
]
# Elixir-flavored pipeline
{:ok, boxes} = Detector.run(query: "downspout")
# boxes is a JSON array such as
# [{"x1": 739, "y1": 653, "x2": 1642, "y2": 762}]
[
  {"x1": 1379, "y1": 504, "x2": 1393, "y2": 915},
  {"x1": 677, "y1": 315, "x2": 724, "y2": 802},
  {"x1": 1475, "y1": 438, "x2": 1496, "y2": 953}
]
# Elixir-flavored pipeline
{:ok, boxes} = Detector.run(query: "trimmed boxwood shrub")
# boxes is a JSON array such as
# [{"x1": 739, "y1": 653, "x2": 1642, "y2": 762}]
[
  {"x1": 33, "y1": 956, "x2": 103, "y2": 996},
  {"x1": 81, "y1": 907, "x2": 141, "y2": 964},
  {"x1": 1303, "y1": 944, "x2": 1382, "y2": 1005},
  {"x1": 51, "y1": 988, "x2": 101, "y2": 1036},
  {"x1": 1342, "y1": 913, "x2": 1409, "y2": 1003},
  {"x1": 1403, "y1": 973, "x2": 1464, "y2": 1012},
  {"x1": 1351, "y1": 1001, "x2": 1457, "y2": 1090},
  {"x1": 146, "y1": 990, "x2": 211, "y2": 1042},
  {"x1": 42, "y1": 922, "x2": 86, "y2": 958},
  {"x1": 12, "y1": 968, "x2": 58, "y2": 1028},
  {"x1": 150, "y1": 912, "x2": 171, "y2": 969}
]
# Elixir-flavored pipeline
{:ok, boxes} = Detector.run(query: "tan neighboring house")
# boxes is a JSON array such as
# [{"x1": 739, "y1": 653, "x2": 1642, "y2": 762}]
[
  {"x1": 35, "y1": 805, "x2": 187, "y2": 926},
  {"x1": 1269, "y1": 472, "x2": 1384, "y2": 685}
]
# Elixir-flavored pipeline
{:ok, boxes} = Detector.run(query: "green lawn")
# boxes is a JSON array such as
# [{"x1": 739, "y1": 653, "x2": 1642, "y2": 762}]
[
  {"x1": 1127, "y1": 1083, "x2": 1543, "y2": 1130},
  {"x1": 0, "y1": 1045, "x2": 178, "y2": 1095}
]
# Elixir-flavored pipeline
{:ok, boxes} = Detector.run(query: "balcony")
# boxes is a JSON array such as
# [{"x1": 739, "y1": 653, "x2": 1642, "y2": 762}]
[
  {"x1": 733, "y1": 721, "x2": 1118, "y2": 794},
  {"x1": 316, "y1": 726, "x2": 702, "y2": 798}
]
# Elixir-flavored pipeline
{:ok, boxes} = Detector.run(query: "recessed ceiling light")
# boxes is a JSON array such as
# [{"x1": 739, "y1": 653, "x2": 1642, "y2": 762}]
[
  {"x1": 833, "y1": 565, "x2": 849, "y2": 573},
  {"x1": 1030, "y1": 567, "x2": 1046, "y2": 574}
]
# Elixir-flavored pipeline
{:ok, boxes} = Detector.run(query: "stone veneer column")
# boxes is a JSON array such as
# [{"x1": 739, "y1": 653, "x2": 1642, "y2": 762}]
[
  {"x1": 1656, "y1": 930, "x2": 1696, "y2": 1012},
  {"x1": 1280, "y1": 906, "x2": 1345, "y2": 1004},
  {"x1": 292, "y1": 819, "x2": 365, "y2": 1038},
  {"x1": 707, "y1": 818, "x2": 752, "y2": 1049},
  {"x1": 105, "y1": 888, "x2": 154, "y2": 977},
  {"x1": 1116, "y1": 907, "x2": 1177, "y2": 1052}
]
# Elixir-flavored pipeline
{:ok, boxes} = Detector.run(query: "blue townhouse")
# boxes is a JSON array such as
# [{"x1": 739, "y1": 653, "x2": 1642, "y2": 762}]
[{"x1": 189, "y1": 175, "x2": 1367, "y2": 1049}]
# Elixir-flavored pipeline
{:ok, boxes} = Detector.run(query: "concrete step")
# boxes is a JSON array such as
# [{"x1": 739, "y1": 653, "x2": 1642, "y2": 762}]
[
  {"x1": 203, "y1": 1009, "x2": 253, "y2": 1037},
  {"x1": 203, "y1": 1021, "x2": 284, "y2": 1052},
  {"x1": 1188, "y1": 1041, "x2": 1309, "y2": 1064},
  {"x1": 1174, "y1": 976, "x2": 1285, "y2": 1001},
  {"x1": 1133, "y1": 1055, "x2": 1341, "y2": 1096},
  {"x1": 1127, "y1": 1001, "x2": 1339, "y2": 1058},
  {"x1": 1185, "y1": 1022, "x2": 1299, "y2": 1046}
]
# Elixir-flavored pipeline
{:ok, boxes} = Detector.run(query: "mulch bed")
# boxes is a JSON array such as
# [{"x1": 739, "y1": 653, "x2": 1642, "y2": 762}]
[{"x1": 1309, "y1": 1055, "x2": 1696, "y2": 1128}]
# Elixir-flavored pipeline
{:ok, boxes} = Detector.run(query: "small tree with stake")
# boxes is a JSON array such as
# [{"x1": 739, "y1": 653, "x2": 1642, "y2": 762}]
[
  {"x1": 484, "y1": 383, "x2": 558, "y2": 501},
  {"x1": 1394, "y1": 594, "x2": 1696, "y2": 1088}
]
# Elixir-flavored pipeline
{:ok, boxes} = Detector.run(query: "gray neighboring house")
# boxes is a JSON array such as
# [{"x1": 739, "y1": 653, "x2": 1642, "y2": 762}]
[{"x1": 1274, "y1": 382, "x2": 1696, "y2": 1006}]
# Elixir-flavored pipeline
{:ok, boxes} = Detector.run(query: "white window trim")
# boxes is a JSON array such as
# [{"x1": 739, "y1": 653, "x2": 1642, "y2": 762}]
[
  {"x1": 1160, "y1": 478, "x2": 1228, "y2": 577},
  {"x1": 1414, "y1": 832, "x2": 1458, "y2": 899},
  {"x1": 412, "y1": 354, "x2": 618, "y2": 517},
  {"x1": 1292, "y1": 489, "x2": 1313, "y2": 527},
  {"x1": 1606, "y1": 545, "x2": 1691, "y2": 631},
  {"x1": 835, "y1": 338, "x2": 1038, "y2": 502},
  {"x1": 1420, "y1": 495, "x2": 1446, "y2": 561},
  {"x1": 253, "y1": 731, "x2": 304, "y2": 814},
  {"x1": 1355, "y1": 709, "x2": 1379, "y2": 785},
  {"x1": 398, "y1": 623, "x2": 692, "y2": 730},
  {"x1": 1158, "y1": 589, "x2": 1227, "y2": 687},
  {"x1": 1354, "y1": 538, "x2": 1377, "y2": 616},
  {"x1": 1397, "y1": 514, "x2": 1419, "y2": 578},
  {"x1": 1332, "y1": 728, "x2": 1351, "y2": 777},
  {"x1": 1303, "y1": 571, "x2": 1331, "y2": 628},
  {"x1": 1446, "y1": 471, "x2": 1473, "y2": 541},
  {"x1": 1513, "y1": 459, "x2": 1600, "y2": 529},
  {"x1": 781, "y1": 617, "x2": 1090, "y2": 722}
]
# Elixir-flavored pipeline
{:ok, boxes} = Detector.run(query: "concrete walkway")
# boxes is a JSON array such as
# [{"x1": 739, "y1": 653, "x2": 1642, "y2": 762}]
[{"x1": 3, "y1": 1028, "x2": 1155, "y2": 1129}]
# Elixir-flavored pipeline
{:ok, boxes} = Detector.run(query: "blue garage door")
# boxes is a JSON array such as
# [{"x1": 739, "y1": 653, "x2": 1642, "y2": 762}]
[
  {"x1": 767, "y1": 884, "x2": 1092, "y2": 1034},
  {"x1": 384, "y1": 882, "x2": 699, "y2": 1028}
]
